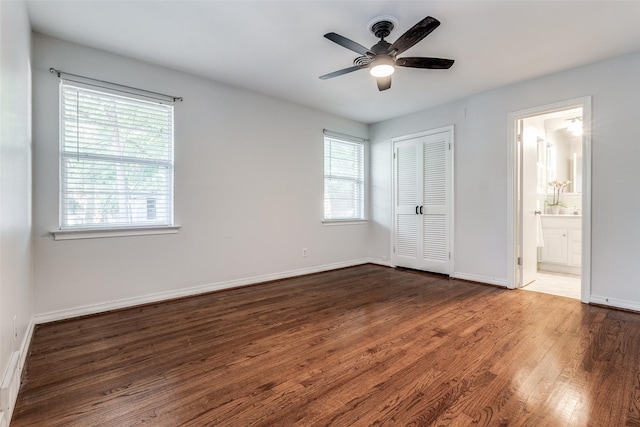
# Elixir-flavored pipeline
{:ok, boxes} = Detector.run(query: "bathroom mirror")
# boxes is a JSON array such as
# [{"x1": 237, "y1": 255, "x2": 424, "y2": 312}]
[{"x1": 545, "y1": 127, "x2": 582, "y2": 194}]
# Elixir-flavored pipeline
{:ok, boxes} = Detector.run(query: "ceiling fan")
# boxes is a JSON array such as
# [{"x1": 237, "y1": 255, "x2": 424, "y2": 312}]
[{"x1": 319, "y1": 16, "x2": 454, "y2": 91}]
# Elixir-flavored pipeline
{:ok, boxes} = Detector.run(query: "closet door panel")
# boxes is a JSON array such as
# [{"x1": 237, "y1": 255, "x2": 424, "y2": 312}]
[
  {"x1": 421, "y1": 132, "x2": 450, "y2": 273},
  {"x1": 394, "y1": 141, "x2": 423, "y2": 269}
]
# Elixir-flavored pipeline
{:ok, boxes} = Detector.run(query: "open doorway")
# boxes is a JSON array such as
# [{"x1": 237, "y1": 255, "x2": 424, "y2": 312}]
[{"x1": 508, "y1": 98, "x2": 591, "y2": 302}]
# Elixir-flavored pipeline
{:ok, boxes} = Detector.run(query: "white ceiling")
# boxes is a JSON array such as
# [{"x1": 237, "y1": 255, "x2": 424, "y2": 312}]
[{"x1": 26, "y1": 1, "x2": 640, "y2": 124}]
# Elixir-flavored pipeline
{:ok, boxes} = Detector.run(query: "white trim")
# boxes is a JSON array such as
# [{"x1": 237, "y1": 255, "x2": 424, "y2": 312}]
[
  {"x1": 388, "y1": 138, "x2": 396, "y2": 267},
  {"x1": 449, "y1": 126, "x2": 456, "y2": 275},
  {"x1": 507, "y1": 97, "x2": 592, "y2": 304},
  {"x1": 17, "y1": 318, "x2": 35, "y2": 379},
  {"x1": 322, "y1": 129, "x2": 367, "y2": 143},
  {"x1": 390, "y1": 128, "x2": 445, "y2": 143},
  {"x1": 322, "y1": 220, "x2": 367, "y2": 226},
  {"x1": 33, "y1": 259, "x2": 372, "y2": 324},
  {"x1": 51, "y1": 225, "x2": 181, "y2": 240},
  {"x1": 451, "y1": 272, "x2": 508, "y2": 287},
  {"x1": 506, "y1": 115, "x2": 517, "y2": 290},
  {"x1": 0, "y1": 316, "x2": 35, "y2": 424},
  {"x1": 590, "y1": 295, "x2": 640, "y2": 313},
  {"x1": 367, "y1": 257, "x2": 393, "y2": 267},
  {"x1": 0, "y1": 353, "x2": 18, "y2": 414},
  {"x1": 581, "y1": 100, "x2": 593, "y2": 305}
]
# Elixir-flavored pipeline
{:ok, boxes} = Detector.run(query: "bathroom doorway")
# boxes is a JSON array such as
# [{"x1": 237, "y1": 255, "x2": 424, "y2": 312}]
[{"x1": 507, "y1": 98, "x2": 591, "y2": 302}]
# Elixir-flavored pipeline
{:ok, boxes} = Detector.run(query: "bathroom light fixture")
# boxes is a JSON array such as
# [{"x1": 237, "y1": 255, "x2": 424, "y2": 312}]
[{"x1": 566, "y1": 117, "x2": 583, "y2": 136}]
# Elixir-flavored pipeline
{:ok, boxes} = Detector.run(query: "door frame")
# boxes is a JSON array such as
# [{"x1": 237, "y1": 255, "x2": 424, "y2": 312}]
[
  {"x1": 390, "y1": 125, "x2": 454, "y2": 274},
  {"x1": 506, "y1": 97, "x2": 592, "y2": 303}
]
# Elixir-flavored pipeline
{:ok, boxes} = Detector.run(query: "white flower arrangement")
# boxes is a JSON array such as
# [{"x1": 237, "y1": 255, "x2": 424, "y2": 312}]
[{"x1": 547, "y1": 180, "x2": 571, "y2": 207}]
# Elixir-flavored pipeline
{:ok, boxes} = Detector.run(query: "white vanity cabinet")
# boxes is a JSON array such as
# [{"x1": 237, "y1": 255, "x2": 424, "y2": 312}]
[{"x1": 538, "y1": 215, "x2": 581, "y2": 275}]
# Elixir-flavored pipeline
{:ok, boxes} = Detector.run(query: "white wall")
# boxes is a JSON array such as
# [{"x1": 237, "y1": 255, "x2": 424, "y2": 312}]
[
  {"x1": 369, "y1": 51, "x2": 640, "y2": 308},
  {"x1": 0, "y1": 0, "x2": 33, "y2": 409},
  {"x1": 32, "y1": 34, "x2": 369, "y2": 319}
]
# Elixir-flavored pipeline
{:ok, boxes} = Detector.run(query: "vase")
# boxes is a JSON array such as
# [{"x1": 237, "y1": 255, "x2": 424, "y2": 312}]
[{"x1": 549, "y1": 205, "x2": 561, "y2": 215}]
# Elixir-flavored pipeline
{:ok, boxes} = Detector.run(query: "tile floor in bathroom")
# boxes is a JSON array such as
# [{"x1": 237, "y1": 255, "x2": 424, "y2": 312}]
[{"x1": 521, "y1": 270, "x2": 581, "y2": 300}]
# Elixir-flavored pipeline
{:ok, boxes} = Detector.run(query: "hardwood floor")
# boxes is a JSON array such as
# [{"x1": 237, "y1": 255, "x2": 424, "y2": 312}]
[{"x1": 12, "y1": 265, "x2": 640, "y2": 426}]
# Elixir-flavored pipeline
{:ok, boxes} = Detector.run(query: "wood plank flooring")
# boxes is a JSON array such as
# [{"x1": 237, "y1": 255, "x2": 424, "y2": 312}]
[{"x1": 11, "y1": 264, "x2": 640, "y2": 426}]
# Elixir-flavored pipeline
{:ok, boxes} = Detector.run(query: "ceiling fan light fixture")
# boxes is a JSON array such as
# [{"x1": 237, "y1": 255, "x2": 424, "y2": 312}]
[{"x1": 370, "y1": 56, "x2": 395, "y2": 77}]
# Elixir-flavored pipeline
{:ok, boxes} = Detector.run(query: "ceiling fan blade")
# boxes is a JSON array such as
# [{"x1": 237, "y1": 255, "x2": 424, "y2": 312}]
[
  {"x1": 396, "y1": 57, "x2": 455, "y2": 69},
  {"x1": 324, "y1": 32, "x2": 371, "y2": 56},
  {"x1": 377, "y1": 76, "x2": 392, "y2": 91},
  {"x1": 388, "y1": 16, "x2": 440, "y2": 56},
  {"x1": 319, "y1": 64, "x2": 367, "y2": 80}
]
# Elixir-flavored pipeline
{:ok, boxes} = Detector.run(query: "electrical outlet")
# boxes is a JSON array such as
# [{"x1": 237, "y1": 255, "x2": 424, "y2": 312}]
[
  {"x1": 13, "y1": 315, "x2": 17, "y2": 341},
  {"x1": 302, "y1": 248, "x2": 308, "y2": 258}
]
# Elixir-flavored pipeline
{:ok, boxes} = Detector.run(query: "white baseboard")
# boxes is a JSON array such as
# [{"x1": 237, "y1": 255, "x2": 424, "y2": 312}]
[
  {"x1": 0, "y1": 316, "x2": 35, "y2": 425},
  {"x1": 18, "y1": 319, "x2": 34, "y2": 381},
  {"x1": 0, "y1": 353, "x2": 19, "y2": 423},
  {"x1": 451, "y1": 272, "x2": 508, "y2": 287},
  {"x1": 34, "y1": 259, "x2": 374, "y2": 324},
  {"x1": 0, "y1": 315, "x2": 35, "y2": 426},
  {"x1": 589, "y1": 295, "x2": 640, "y2": 313},
  {"x1": 367, "y1": 258, "x2": 392, "y2": 267}
]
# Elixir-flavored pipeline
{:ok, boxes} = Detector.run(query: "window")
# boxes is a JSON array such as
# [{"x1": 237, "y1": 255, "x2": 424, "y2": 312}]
[
  {"x1": 323, "y1": 132, "x2": 365, "y2": 221},
  {"x1": 59, "y1": 82, "x2": 174, "y2": 230}
]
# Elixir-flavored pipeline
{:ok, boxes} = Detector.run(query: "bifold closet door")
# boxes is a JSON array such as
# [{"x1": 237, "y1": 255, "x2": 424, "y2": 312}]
[
  {"x1": 394, "y1": 139, "x2": 422, "y2": 270},
  {"x1": 394, "y1": 130, "x2": 451, "y2": 274}
]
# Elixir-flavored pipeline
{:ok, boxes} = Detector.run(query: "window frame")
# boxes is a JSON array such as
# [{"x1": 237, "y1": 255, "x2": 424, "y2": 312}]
[
  {"x1": 323, "y1": 131, "x2": 367, "y2": 224},
  {"x1": 53, "y1": 81, "x2": 177, "y2": 239}
]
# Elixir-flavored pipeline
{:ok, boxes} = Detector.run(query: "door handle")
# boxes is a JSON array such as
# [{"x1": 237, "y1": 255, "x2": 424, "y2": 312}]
[
  {"x1": 420, "y1": 206, "x2": 423, "y2": 215},
  {"x1": 416, "y1": 206, "x2": 419, "y2": 215},
  {"x1": 534, "y1": 210, "x2": 542, "y2": 215}
]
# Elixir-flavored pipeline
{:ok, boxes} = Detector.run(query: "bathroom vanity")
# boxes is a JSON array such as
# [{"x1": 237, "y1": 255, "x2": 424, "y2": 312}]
[{"x1": 538, "y1": 214, "x2": 581, "y2": 275}]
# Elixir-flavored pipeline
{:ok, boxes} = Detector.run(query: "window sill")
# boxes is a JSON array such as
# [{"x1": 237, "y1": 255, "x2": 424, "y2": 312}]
[
  {"x1": 322, "y1": 220, "x2": 367, "y2": 226},
  {"x1": 51, "y1": 225, "x2": 181, "y2": 241}
]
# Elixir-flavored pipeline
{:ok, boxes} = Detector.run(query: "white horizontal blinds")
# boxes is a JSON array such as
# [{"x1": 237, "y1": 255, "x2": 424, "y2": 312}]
[
  {"x1": 323, "y1": 133, "x2": 365, "y2": 220},
  {"x1": 60, "y1": 82, "x2": 174, "y2": 229}
]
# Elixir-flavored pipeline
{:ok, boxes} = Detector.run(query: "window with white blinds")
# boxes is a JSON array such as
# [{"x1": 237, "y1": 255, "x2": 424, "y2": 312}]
[
  {"x1": 323, "y1": 133, "x2": 365, "y2": 221},
  {"x1": 59, "y1": 82, "x2": 174, "y2": 229}
]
